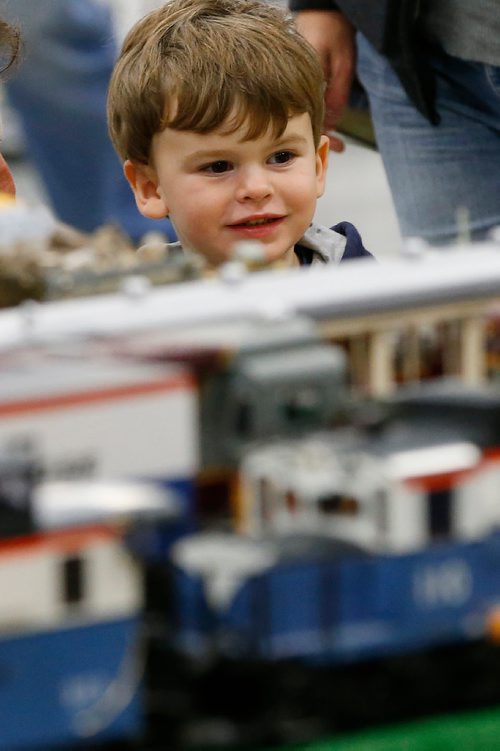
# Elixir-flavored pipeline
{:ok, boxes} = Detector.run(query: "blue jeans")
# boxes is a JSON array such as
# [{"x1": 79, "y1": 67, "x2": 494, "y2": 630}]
[
  {"x1": 5, "y1": 0, "x2": 176, "y2": 242},
  {"x1": 357, "y1": 33, "x2": 500, "y2": 244}
]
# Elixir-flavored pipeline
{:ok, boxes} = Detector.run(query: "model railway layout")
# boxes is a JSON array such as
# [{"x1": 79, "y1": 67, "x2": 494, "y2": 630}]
[{"x1": 0, "y1": 236, "x2": 499, "y2": 749}]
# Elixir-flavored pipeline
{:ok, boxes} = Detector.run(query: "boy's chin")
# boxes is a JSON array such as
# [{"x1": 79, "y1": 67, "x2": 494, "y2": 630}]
[
  {"x1": 191, "y1": 242, "x2": 297, "y2": 270},
  {"x1": 228, "y1": 242, "x2": 296, "y2": 269},
  {"x1": 264, "y1": 244, "x2": 298, "y2": 268}
]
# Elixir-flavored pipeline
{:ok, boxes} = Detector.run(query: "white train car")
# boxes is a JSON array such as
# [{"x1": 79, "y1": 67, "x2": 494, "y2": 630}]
[{"x1": 0, "y1": 347, "x2": 198, "y2": 509}]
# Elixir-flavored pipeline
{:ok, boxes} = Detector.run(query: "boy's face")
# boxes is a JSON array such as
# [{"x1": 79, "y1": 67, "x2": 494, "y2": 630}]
[{"x1": 125, "y1": 112, "x2": 329, "y2": 267}]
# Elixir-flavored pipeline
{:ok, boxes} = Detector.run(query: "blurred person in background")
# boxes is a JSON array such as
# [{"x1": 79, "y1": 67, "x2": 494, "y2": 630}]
[
  {"x1": 292, "y1": 0, "x2": 500, "y2": 245},
  {"x1": 3, "y1": 0, "x2": 176, "y2": 243},
  {"x1": 0, "y1": 17, "x2": 20, "y2": 197}
]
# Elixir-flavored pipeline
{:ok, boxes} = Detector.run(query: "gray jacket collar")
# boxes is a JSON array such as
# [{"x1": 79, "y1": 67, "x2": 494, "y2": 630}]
[{"x1": 296, "y1": 223, "x2": 347, "y2": 265}]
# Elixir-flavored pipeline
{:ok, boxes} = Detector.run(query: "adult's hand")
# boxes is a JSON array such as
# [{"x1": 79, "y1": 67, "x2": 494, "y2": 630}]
[
  {"x1": 0, "y1": 154, "x2": 15, "y2": 196},
  {"x1": 294, "y1": 10, "x2": 356, "y2": 152}
]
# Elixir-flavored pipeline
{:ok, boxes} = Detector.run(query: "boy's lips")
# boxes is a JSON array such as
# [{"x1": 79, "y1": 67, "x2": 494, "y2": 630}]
[{"x1": 227, "y1": 214, "x2": 285, "y2": 239}]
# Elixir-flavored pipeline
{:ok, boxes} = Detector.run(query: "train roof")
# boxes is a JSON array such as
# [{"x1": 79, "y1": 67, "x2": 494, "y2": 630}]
[
  {"x1": 384, "y1": 379, "x2": 500, "y2": 448},
  {"x1": 0, "y1": 243, "x2": 498, "y2": 352}
]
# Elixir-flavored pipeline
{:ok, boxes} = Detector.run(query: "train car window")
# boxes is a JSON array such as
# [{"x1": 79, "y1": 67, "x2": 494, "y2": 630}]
[
  {"x1": 282, "y1": 387, "x2": 322, "y2": 426},
  {"x1": 318, "y1": 494, "x2": 359, "y2": 515},
  {"x1": 428, "y1": 489, "x2": 452, "y2": 539},
  {"x1": 0, "y1": 457, "x2": 35, "y2": 538},
  {"x1": 235, "y1": 401, "x2": 253, "y2": 439},
  {"x1": 61, "y1": 555, "x2": 85, "y2": 605},
  {"x1": 285, "y1": 490, "x2": 298, "y2": 514},
  {"x1": 375, "y1": 489, "x2": 388, "y2": 535}
]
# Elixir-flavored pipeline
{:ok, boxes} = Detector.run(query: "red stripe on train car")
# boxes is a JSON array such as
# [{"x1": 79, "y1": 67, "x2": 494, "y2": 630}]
[
  {"x1": 405, "y1": 469, "x2": 476, "y2": 493},
  {"x1": 0, "y1": 525, "x2": 120, "y2": 558},
  {"x1": 484, "y1": 446, "x2": 500, "y2": 461},
  {"x1": 0, "y1": 371, "x2": 195, "y2": 418},
  {"x1": 404, "y1": 447, "x2": 500, "y2": 492}
]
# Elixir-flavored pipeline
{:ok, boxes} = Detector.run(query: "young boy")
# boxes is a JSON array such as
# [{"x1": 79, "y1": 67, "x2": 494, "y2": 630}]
[{"x1": 107, "y1": 0, "x2": 371, "y2": 268}]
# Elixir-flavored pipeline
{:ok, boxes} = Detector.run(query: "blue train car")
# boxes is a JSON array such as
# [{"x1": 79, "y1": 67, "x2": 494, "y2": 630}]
[
  {"x1": 0, "y1": 617, "x2": 141, "y2": 749},
  {"x1": 169, "y1": 529, "x2": 500, "y2": 666}
]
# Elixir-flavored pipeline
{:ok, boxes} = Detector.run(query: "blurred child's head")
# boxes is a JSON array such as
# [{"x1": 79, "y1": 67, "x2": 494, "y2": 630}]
[
  {"x1": 108, "y1": 0, "x2": 329, "y2": 267},
  {"x1": 0, "y1": 19, "x2": 20, "y2": 196}
]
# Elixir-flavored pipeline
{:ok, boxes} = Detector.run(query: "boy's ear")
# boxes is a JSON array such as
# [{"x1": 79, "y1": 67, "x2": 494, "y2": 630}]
[
  {"x1": 123, "y1": 160, "x2": 169, "y2": 219},
  {"x1": 315, "y1": 135, "x2": 330, "y2": 198}
]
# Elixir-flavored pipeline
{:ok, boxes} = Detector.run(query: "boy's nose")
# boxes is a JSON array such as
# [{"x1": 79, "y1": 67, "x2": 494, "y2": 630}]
[{"x1": 235, "y1": 165, "x2": 272, "y2": 202}]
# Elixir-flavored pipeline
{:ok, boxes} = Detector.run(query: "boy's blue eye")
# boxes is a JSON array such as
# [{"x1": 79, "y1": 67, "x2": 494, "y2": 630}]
[
  {"x1": 269, "y1": 150, "x2": 294, "y2": 165},
  {"x1": 204, "y1": 160, "x2": 232, "y2": 174}
]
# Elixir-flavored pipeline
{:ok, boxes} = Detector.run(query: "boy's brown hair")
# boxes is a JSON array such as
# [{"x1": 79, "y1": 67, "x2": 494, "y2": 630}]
[{"x1": 108, "y1": 0, "x2": 325, "y2": 165}]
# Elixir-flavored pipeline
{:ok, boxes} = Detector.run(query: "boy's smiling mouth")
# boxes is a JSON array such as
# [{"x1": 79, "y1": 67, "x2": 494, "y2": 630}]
[
  {"x1": 245, "y1": 217, "x2": 275, "y2": 226},
  {"x1": 229, "y1": 214, "x2": 284, "y2": 229},
  {"x1": 227, "y1": 214, "x2": 285, "y2": 240}
]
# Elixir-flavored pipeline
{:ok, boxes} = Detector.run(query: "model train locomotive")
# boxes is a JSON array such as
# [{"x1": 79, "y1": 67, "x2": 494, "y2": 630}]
[
  {"x1": 181, "y1": 384, "x2": 500, "y2": 641},
  {"x1": 154, "y1": 380, "x2": 500, "y2": 745}
]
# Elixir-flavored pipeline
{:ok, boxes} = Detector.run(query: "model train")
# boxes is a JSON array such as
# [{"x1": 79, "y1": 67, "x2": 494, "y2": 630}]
[{"x1": 5, "y1": 378, "x2": 500, "y2": 750}]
